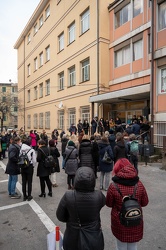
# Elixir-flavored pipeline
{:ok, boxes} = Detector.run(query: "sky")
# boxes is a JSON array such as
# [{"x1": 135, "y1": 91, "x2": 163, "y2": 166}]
[{"x1": 0, "y1": 0, "x2": 40, "y2": 83}]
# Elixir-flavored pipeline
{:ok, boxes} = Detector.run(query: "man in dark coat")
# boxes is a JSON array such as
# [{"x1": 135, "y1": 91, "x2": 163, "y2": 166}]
[
  {"x1": 56, "y1": 167, "x2": 105, "y2": 250},
  {"x1": 5, "y1": 137, "x2": 21, "y2": 199},
  {"x1": 79, "y1": 135, "x2": 94, "y2": 169}
]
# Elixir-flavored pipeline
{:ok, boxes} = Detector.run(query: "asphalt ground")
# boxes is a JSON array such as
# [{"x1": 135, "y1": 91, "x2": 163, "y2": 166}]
[{"x1": 0, "y1": 147, "x2": 166, "y2": 250}]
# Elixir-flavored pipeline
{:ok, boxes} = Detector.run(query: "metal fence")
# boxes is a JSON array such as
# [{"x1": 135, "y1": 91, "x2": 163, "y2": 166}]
[{"x1": 154, "y1": 121, "x2": 166, "y2": 148}]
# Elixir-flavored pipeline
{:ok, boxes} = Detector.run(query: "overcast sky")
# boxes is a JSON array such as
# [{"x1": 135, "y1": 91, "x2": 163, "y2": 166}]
[{"x1": 0, "y1": 0, "x2": 40, "y2": 83}]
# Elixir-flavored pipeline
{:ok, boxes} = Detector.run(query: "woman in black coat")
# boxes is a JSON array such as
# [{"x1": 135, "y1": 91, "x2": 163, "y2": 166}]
[
  {"x1": 37, "y1": 140, "x2": 52, "y2": 197},
  {"x1": 56, "y1": 167, "x2": 105, "y2": 250},
  {"x1": 79, "y1": 135, "x2": 94, "y2": 169},
  {"x1": 49, "y1": 139, "x2": 60, "y2": 187}
]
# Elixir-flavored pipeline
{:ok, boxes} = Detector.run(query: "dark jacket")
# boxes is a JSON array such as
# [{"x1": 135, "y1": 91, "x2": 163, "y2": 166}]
[
  {"x1": 106, "y1": 165, "x2": 149, "y2": 243},
  {"x1": 5, "y1": 143, "x2": 20, "y2": 175},
  {"x1": 49, "y1": 146, "x2": 60, "y2": 173},
  {"x1": 79, "y1": 139, "x2": 94, "y2": 169},
  {"x1": 131, "y1": 123, "x2": 140, "y2": 135},
  {"x1": 108, "y1": 134, "x2": 116, "y2": 152},
  {"x1": 98, "y1": 141, "x2": 114, "y2": 172},
  {"x1": 56, "y1": 167, "x2": 106, "y2": 250},
  {"x1": 114, "y1": 140, "x2": 128, "y2": 162},
  {"x1": 37, "y1": 146, "x2": 51, "y2": 177},
  {"x1": 64, "y1": 146, "x2": 78, "y2": 175},
  {"x1": 61, "y1": 137, "x2": 69, "y2": 156}
]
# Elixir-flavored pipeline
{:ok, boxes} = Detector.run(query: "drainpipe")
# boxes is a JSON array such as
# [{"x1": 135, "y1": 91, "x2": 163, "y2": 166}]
[
  {"x1": 23, "y1": 36, "x2": 26, "y2": 131},
  {"x1": 97, "y1": 0, "x2": 100, "y2": 117},
  {"x1": 150, "y1": 0, "x2": 154, "y2": 145}
]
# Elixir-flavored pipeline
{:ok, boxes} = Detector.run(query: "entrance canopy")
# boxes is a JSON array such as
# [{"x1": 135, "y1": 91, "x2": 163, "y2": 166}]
[{"x1": 89, "y1": 84, "x2": 150, "y2": 104}]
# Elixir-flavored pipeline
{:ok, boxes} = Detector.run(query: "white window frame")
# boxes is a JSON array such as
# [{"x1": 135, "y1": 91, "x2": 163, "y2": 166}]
[
  {"x1": 45, "y1": 111, "x2": 50, "y2": 129},
  {"x1": 58, "y1": 32, "x2": 64, "y2": 52},
  {"x1": 115, "y1": 3, "x2": 131, "y2": 28},
  {"x1": 158, "y1": 2, "x2": 166, "y2": 31},
  {"x1": 39, "y1": 113, "x2": 44, "y2": 129},
  {"x1": 68, "y1": 66, "x2": 76, "y2": 87},
  {"x1": 34, "y1": 23, "x2": 38, "y2": 35},
  {"x1": 58, "y1": 72, "x2": 64, "y2": 90},
  {"x1": 45, "y1": 79, "x2": 50, "y2": 95},
  {"x1": 160, "y1": 67, "x2": 166, "y2": 93},
  {"x1": 33, "y1": 113, "x2": 38, "y2": 129},
  {"x1": 68, "y1": 22, "x2": 75, "y2": 44},
  {"x1": 27, "y1": 33, "x2": 31, "y2": 44},
  {"x1": 68, "y1": 109, "x2": 76, "y2": 127},
  {"x1": 81, "y1": 106, "x2": 90, "y2": 124},
  {"x1": 133, "y1": 0, "x2": 143, "y2": 17},
  {"x1": 115, "y1": 45, "x2": 130, "y2": 67},
  {"x1": 45, "y1": 5, "x2": 50, "y2": 19},
  {"x1": 39, "y1": 83, "x2": 43, "y2": 98},
  {"x1": 27, "y1": 90, "x2": 30, "y2": 102},
  {"x1": 81, "y1": 9, "x2": 90, "y2": 34},
  {"x1": 27, "y1": 64, "x2": 31, "y2": 76},
  {"x1": 133, "y1": 39, "x2": 143, "y2": 61},
  {"x1": 81, "y1": 58, "x2": 90, "y2": 82},
  {"x1": 39, "y1": 15, "x2": 43, "y2": 28},
  {"x1": 39, "y1": 52, "x2": 43, "y2": 67},
  {"x1": 34, "y1": 57, "x2": 38, "y2": 71},
  {"x1": 58, "y1": 110, "x2": 64, "y2": 129},
  {"x1": 34, "y1": 86, "x2": 38, "y2": 100},
  {"x1": 45, "y1": 46, "x2": 50, "y2": 62},
  {"x1": 27, "y1": 115, "x2": 31, "y2": 129}
]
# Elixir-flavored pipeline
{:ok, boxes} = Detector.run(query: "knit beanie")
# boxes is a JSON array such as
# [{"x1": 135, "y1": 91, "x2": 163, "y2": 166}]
[{"x1": 68, "y1": 140, "x2": 75, "y2": 146}]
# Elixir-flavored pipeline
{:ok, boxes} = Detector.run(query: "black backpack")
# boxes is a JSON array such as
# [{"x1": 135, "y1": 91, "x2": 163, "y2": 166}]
[
  {"x1": 113, "y1": 182, "x2": 142, "y2": 227},
  {"x1": 39, "y1": 148, "x2": 56, "y2": 168},
  {"x1": 18, "y1": 149, "x2": 32, "y2": 169}
]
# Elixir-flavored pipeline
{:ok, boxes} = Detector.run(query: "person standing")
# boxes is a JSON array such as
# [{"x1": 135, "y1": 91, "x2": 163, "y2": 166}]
[
  {"x1": 64, "y1": 140, "x2": 78, "y2": 189},
  {"x1": 98, "y1": 137, "x2": 114, "y2": 191},
  {"x1": 91, "y1": 117, "x2": 98, "y2": 135},
  {"x1": 49, "y1": 139, "x2": 60, "y2": 187},
  {"x1": 79, "y1": 135, "x2": 94, "y2": 169},
  {"x1": 34, "y1": 130, "x2": 40, "y2": 150},
  {"x1": 77, "y1": 119, "x2": 83, "y2": 135},
  {"x1": 114, "y1": 132, "x2": 128, "y2": 163},
  {"x1": 82, "y1": 119, "x2": 89, "y2": 135},
  {"x1": 37, "y1": 140, "x2": 52, "y2": 197},
  {"x1": 98, "y1": 118, "x2": 104, "y2": 136},
  {"x1": 61, "y1": 134, "x2": 69, "y2": 169},
  {"x1": 69, "y1": 124, "x2": 77, "y2": 136},
  {"x1": 106, "y1": 158, "x2": 149, "y2": 250},
  {"x1": 40, "y1": 130, "x2": 48, "y2": 146},
  {"x1": 29, "y1": 130, "x2": 37, "y2": 150},
  {"x1": 20, "y1": 140, "x2": 36, "y2": 201},
  {"x1": 56, "y1": 167, "x2": 105, "y2": 250},
  {"x1": 5, "y1": 137, "x2": 21, "y2": 199}
]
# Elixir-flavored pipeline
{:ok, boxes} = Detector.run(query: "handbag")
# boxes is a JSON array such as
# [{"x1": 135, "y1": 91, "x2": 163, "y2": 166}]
[
  {"x1": 74, "y1": 191, "x2": 104, "y2": 250},
  {"x1": 102, "y1": 149, "x2": 113, "y2": 164}
]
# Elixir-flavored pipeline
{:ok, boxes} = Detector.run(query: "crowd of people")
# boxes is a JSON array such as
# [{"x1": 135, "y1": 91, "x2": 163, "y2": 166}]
[{"x1": 2, "y1": 115, "x2": 150, "y2": 250}]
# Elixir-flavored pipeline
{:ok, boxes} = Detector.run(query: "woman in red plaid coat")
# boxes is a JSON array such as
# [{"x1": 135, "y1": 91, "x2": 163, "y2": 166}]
[{"x1": 106, "y1": 158, "x2": 148, "y2": 250}]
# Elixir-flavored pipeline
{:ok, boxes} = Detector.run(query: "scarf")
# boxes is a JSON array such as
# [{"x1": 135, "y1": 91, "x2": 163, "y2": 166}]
[{"x1": 112, "y1": 175, "x2": 139, "y2": 186}]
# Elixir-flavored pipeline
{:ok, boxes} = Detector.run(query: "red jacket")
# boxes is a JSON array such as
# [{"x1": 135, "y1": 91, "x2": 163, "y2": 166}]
[{"x1": 106, "y1": 165, "x2": 149, "y2": 243}]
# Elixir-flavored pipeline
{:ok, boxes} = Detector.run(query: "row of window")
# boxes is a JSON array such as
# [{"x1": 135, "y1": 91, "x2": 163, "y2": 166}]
[
  {"x1": 27, "y1": 5, "x2": 50, "y2": 43},
  {"x1": 1, "y1": 86, "x2": 17, "y2": 93},
  {"x1": 27, "y1": 106, "x2": 90, "y2": 130},
  {"x1": 115, "y1": 0, "x2": 166, "y2": 31},
  {"x1": 27, "y1": 58, "x2": 90, "y2": 102}
]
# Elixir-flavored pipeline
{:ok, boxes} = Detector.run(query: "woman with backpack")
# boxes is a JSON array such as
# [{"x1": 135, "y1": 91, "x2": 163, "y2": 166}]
[
  {"x1": 106, "y1": 158, "x2": 149, "y2": 250},
  {"x1": 20, "y1": 139, "x2": 36, "y2": 201},
  {"x1": 98, "y1": 136, "x2": 114, "y2": 191}
]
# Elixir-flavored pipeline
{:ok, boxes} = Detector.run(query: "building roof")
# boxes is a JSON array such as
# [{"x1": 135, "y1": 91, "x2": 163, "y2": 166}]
[{"x1": 14, "y1": 0, "x2": 49, "y2": 49}]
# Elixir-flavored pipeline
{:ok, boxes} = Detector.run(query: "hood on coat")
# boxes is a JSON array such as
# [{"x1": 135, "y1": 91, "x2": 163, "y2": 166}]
[
  {"x1": 98, "y1": 141, "x2": 109, "y2": 149},
  {"x1": 20, "y1": 143, "x2": 32, "y2": 152},
  {"x1": 115, "y1": 165, "x2": 137, "y2": 180},
  {"x1": 74, "y1": 167, "x2": 95, "y2": 192},
  {"x1": 116, "y1": 141, "x2": 125, "y2": 149},
  {"x1": 80, "y1": 139, "x2": 91, "y2": 147}
]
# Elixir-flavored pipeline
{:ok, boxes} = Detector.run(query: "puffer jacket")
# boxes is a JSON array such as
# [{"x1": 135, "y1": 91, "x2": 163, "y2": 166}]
[
  {"x1": 79, "y1": 139, "x2": 94, "y2": 169},
  {"x1": 56, "y1": 167, "x2": 106, "y2": 250},
  {"x1": 106, "y1": 165, "x2": 149, "y2": 243},
  {"x1": 64, "y1": 145, "x2": 78, "y2": 175},
  {"x1": 114, "y1": 140, "x2": 128, "y2": 162},
  {"x1": 98, "y1": 141, "x2": 114, "y2": 172},
  {"x1": 37, "y1": 146, "x2": 51, "y2": 177},
  {"x1": 5, "y1": 143, "x2": 20, "y2": 175}
]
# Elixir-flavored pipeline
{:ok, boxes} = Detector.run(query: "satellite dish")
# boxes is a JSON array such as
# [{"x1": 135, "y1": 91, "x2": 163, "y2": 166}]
[{"x1": 58, "y1": 101, "x2": 63, "y2": 109}]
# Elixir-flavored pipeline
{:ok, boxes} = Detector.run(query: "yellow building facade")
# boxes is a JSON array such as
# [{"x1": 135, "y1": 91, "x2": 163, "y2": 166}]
[{"x1": 14, "y1": 0, "x2": 112, "y2": 135}]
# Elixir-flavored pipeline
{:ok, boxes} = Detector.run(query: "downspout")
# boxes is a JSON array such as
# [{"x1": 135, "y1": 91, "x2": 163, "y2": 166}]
[
  {"x1": 150, "y1": 0, "x2": 154, "y2": 145},
  {"x1": 23, "y1": 36, "x2": 26, "y2": 131},
  {"x1": 97, "y1": 0, "x2": 100, "y2": 116}
]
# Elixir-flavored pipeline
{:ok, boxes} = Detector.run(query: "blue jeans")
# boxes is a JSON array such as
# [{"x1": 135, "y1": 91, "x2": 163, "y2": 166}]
[
  {"x1": 116, "y1": 239, "x2": 137, "y2": 250},
  {"x1": 8, "y1": 175, "x2": 18, "y2": 195}
]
